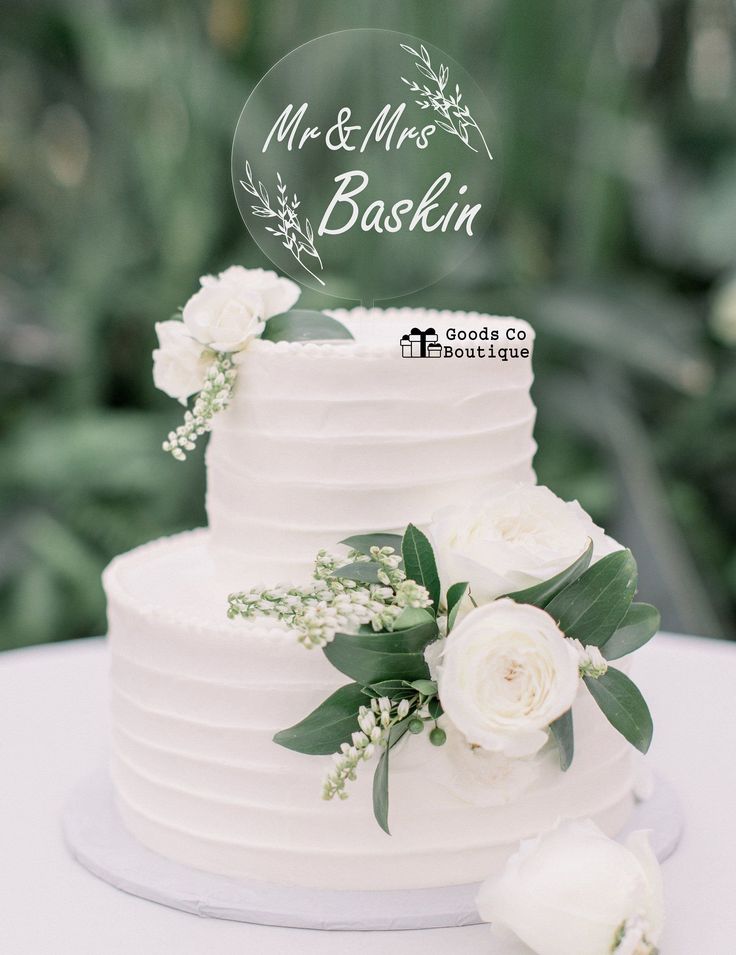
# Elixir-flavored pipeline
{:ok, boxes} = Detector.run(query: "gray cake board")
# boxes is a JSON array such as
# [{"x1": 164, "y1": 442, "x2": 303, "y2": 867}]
[{"x1": 62, "y1": 769, "x2": 683, "y2": 932}]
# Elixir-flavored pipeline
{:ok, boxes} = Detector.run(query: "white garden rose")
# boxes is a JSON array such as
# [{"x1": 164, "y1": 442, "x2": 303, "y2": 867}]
[
  {"x1": 200, "y1": 265, "x2": 300, "y2": 319},
  {"x1": 438, "y1": 600, "x2": 579, "y2": 757},
  {"x1": 182, "y1": 283, "x2": 265, "y2": 353},
  {"x1": 430, "y1": 482, "x2": 621, "y2": 603},
  {"x1": 152, "y1": 321, "x2": 209, "y2": 405},
  {"x1": 422, "y1": 720, "x2": 545, "y2": 807},
  {"x1": 476, "y1": 819, "x2": 664, "y2": 955}
]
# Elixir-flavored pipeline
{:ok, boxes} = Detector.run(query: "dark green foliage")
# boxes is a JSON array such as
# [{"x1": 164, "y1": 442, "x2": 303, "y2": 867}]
[
  {"x1": 273, "y1": 682, "x2": 367, "y2": 754},
  {"x1": 262, "y1": 311, "x2": 354, "y2": 342},
  {"x1": 545, "y1": 551, "x2": 638, "y2": 647},
  {"x1": 550, "y1": 709, "x2": 574, "y2": 771},
  {"x1": 402, "y1": 524, "x2": 441, "y2": 612},
  {"x1": 584, "y1": 669, "x2": 654, "y2": 754},
  {"x1": 505, "y1": 542, "x2": 593, "y2": 608},
  {"x1": 322, "y1": 620, "x2": 438, "y2": 684}
]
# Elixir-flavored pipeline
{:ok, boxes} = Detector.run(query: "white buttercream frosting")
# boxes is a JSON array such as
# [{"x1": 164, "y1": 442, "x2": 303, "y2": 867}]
[
  {"x1": 205, "y1": 308, "x2": 537, "y2": 588},
  {"x1": 105, "y1": 530, "x2": 636, "y2": 891}
]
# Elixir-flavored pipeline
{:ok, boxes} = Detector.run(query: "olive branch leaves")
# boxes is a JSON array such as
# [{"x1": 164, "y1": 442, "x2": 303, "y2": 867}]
[
  {"x1": 400, "y1": 43, "x2": 493, "y2": 160},
  {"x1": 240, "y1": 162, "x2": 325, "y2": 286}
]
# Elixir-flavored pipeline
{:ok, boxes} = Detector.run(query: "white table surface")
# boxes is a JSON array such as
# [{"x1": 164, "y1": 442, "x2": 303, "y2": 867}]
[{"x1": 2, "y1": 633, "x2": 735, "y2": 955}]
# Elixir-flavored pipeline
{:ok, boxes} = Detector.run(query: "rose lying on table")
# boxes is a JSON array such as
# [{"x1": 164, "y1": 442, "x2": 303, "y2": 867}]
[
  {"x1": 227, "y1": 483, "x2": 659, "y2": 834},
  {"x1": 477, "y1": 819, "x2": 664, "y2": 955}
]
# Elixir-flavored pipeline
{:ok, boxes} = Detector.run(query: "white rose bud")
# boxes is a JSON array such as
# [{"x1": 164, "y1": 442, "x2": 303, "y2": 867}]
[
  {"x1": 182, "y1": 283, "x2": 265, "y2": 353},
  {"x1": 429, "y1": 482, "x2": 621, "y2": 603},
  {"x1": 199, "y1": 265, "x2": 300, "y2": 319},
  {"x1": 438, "y1": 599, "x2": 579, "y2": 757},
  {"x1": 152, "y1": 321, "x2": 209, "y2": 405},
  {"x1": 477, "y1": 819, "x2": 664, "y2": 955}
]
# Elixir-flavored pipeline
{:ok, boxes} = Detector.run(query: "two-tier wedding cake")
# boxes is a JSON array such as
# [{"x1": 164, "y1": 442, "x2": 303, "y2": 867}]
[{"x1": 102, "y1": 267, "x2": 656, "y2": 894}]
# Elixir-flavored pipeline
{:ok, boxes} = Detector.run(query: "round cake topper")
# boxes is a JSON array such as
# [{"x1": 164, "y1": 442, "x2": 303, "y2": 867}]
[{"x1": 231, "y1": 29, "x2": 499, "y2": 305}]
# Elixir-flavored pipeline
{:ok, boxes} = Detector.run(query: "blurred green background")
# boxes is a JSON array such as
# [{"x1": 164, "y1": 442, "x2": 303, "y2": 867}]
[{"x1": 1, "y1": 0, "x2": 735, "y2": 651}]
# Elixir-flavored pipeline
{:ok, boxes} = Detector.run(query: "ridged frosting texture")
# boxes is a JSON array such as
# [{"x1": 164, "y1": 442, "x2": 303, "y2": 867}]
[
  {"x1": 205, "y1": 308, "x2": 537, "y2": 587},
  {"x1": 105, "y1": 531, "x2": 636, "y2": 891}
]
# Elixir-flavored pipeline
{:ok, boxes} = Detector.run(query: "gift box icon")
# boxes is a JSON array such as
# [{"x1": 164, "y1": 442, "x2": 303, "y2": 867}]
[{"x1": 400, "y1": 327, "x2": 439, "y2": 358}]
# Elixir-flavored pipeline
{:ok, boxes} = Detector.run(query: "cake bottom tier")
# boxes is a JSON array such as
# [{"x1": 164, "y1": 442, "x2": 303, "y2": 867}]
[{"x1": 104, "y1": 530, "x2": 638, "y2": 891}]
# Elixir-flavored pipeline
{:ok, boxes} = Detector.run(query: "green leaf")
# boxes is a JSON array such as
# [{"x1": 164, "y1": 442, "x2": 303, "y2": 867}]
[
  {"x1": 545, "y1": 550, "x2": 637, "y2": 647},
  {"x1": 408, "y1": 679, "x2": 437, "y2": 696},
  {"x1": 273, "y1": 683, "x2": 365, "y2": 755},
  {"x1": 427, "y1": 696, "x2": 444, "y2": 720},
  {"x1": 446, "y1": 581, "x2": 469, "y2": 632},
  {"x1": 505, "y1": 541, "x2": 594, "y2": 608},
  {"x1": 262, "y1": 310, "x2": 354, "y2": 343},
  {"x1": 322, "y1": 620, "x2": 438, "y2": 684},
  {"x1": 402, "y1": 523, "x2": 441, "y2": 611},
  {"x1": 549, "y1": 709, "x2": 574, "y2": 770},
  {"x1": 372, "y1": 719, "x2": 411, "y2": 834},
  {"x1": 362, "y1": 680, "x2": 416, "y2": 700},
  {"x1": 329, "y1": 561, "x2": 382, "y2": 584},
  {"x1": 351, "y1": 619, "x2": 440, "y2": 653},
  {"x1": 339, "y1": 533, "x2": 403, "y2": 555},
  {"x1": 324, "y1": 645, "x2": 429, "y2": 685},
  {"x1": 601, "y1": 603, "x2": 660, "y2": 660},
  {"x1": 584, "y1": 668, "x2": 653, "y2": 754},
  {"x1": 373, "y1": 742, "x2": 391, "y2": 835},
  {"x1": 393, "y1": 607, "x2": 434, "y2": 631}
]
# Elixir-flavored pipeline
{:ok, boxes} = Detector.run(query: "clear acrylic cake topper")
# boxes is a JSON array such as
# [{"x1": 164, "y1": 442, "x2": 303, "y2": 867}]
[{"x1": 231, "y1": 29, "x2": 499, "y2": 305}]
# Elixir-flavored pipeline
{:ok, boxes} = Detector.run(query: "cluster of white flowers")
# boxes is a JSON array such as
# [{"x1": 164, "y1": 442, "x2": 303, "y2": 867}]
[
  {"x1": 358, "y1": 547, "x2": 403, "y2": 588},
  {"x1": 161, "y1": 354, "x2": 236, "y2": 461},
  {"x1": 228, "y1": 546, "x2": 432, "y2": 648},
  {"x1": 571, "y1": 639, "x2": 609, "y2": 679},
  {"x1": 153, "y1": 266, "x2": 300, "y2": 459},
  {"x1": 322, "y1": 696, "x2": 416, "y2": 801},
  {"x1": 322, "y1": 698, "x2": 392, "y2": 800}
]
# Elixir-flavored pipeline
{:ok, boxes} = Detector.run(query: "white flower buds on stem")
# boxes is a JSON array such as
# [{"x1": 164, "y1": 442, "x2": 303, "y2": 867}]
[
  {"x1": 571, "y1": 639, "x2": 609, "y2": 679},
  {"x1": 228, "y1": 547, "x2": 431, "y2": 649}
]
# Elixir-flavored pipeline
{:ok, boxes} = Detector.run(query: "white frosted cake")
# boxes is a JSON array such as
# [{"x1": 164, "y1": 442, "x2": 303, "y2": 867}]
[{"x1": 103, "y1": 297, "x2": 645, "y2": 892}]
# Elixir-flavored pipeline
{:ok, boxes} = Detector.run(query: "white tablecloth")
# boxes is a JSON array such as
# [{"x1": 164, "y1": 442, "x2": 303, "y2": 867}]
[{"x1": 2, "y1": 634, "x2": 735, "y2": 954}]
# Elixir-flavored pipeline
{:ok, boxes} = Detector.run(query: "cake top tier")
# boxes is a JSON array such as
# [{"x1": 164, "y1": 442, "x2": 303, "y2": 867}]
[{"x1": 205, "y1": 306, "x2": 538, "y2": 587}]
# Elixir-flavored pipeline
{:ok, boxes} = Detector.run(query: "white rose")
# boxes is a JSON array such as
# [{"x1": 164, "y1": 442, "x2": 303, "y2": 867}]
[
  {"x1": 200, "y1": 265, "x2": 300, "y2": 319},
  {"x1": 422, "y1": 720, "x2": 544, "y2": 807},
  {"x1": 152, "y1": 321, "x2": 208, "y2": 405},
  {"x1": 438, "y1": 600, "x2": 579, "y2": 757},
  {"x1": 430, "y1": 482, "x2": 621, "y2": 603},
  {"x1": 423, "y1": 637, "x2": 444, "y2": 681},
  {"x1": 182, "y1": 283, "x2": 265, "y2": 353},
  {"x1": 477, "y1": 819, "x2": 664, "y2": 955}
]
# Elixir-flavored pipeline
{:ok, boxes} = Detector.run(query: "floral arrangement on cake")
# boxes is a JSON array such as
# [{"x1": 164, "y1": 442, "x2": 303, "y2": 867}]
[
  {"x1": 152, "y1": 266, "x2": 351, "y2": 459},
  {"x1": 228, "y1": 482, "x2": 659, "y2": 835}
]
